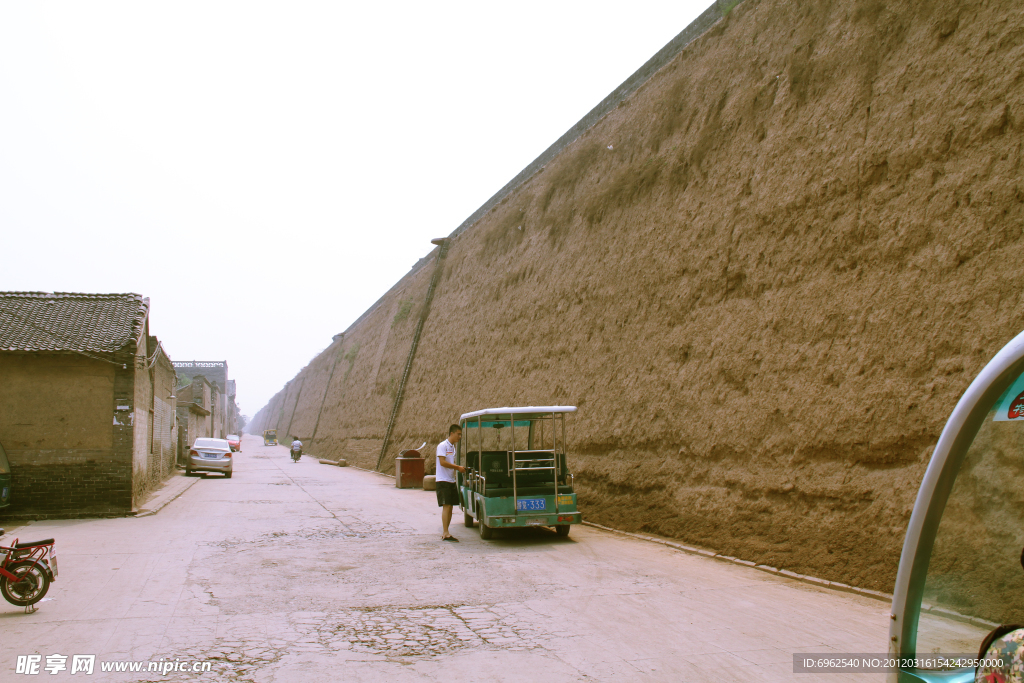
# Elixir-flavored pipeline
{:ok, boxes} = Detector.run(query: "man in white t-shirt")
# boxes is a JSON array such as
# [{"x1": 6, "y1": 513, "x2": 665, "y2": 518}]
[{"x1": 435, "y1": 424, "x2": 465, "y2": 541}]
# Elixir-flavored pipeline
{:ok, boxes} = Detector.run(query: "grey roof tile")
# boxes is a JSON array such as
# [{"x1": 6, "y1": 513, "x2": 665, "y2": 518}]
[{"x1": 0, "y1": 292, "x2": 149, "y2": 353}]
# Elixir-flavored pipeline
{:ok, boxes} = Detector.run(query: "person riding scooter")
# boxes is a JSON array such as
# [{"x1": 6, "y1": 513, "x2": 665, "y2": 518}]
[{"x1": 290, "y1": 438, "x2": 302, "y2": 462}]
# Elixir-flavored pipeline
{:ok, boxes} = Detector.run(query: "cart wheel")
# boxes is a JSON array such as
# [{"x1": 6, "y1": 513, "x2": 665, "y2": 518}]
[
  {"x1": 555, "y1": 525, "x2": 570, "y2": 537},
  {"x1": 464, "y1": 512, "x2": 475, "y2": 528},
  {"x1": 479, "y1": 521, "x2": 494, "y2": 540}
]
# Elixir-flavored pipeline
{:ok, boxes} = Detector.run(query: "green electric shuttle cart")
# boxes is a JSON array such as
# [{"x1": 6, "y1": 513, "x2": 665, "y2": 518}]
[
  {"x1": 887, "y1": 328, "x2": 1024, "y2": 682},
  {"x1": 263, "y1": 429, "x2": 278, "y2": 446},
  {"x1": 457, "y1": 406, "x2": 581, "y2": 539}
]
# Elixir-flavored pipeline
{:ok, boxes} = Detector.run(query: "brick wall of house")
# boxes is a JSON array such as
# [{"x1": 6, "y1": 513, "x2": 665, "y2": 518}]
[
  {"x1": 10, "y1": 450, "x2": 133, "y2": 519},
  {"x1": 112, "y1": 357, "x2": 136, "y2": 515},
  {"x1": 193, "y1": 378, "x2": 213, "y2": 438},
  {"x1": 141, "y1": 345, "x2": 178, "y2": 496},
  {"x1": 176, "y1": 376, "x2": 214, "y2": 459},
  {"x1": 212, "y1": 385, "x2": 226, "y2": 438},
  {"x1": 0, "y1": 354, "x2": 135, "y2": 518}
]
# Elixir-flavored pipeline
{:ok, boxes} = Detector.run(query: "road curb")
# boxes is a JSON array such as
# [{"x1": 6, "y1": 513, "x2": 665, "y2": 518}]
[
  {"x1": 581, "y1": 521, "x2": 892, "y2": 604},
  {"x1": 349, "y1": 465, "x2": 395, "y2": 478},
  {"x1": 133, "y1": 473, "x2": 201, "y2": 518}
]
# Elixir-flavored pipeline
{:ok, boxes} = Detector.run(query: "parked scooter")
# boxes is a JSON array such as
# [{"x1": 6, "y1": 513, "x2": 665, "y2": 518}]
[
  {"x1": 0, "y1": 529, "x2": 57, "y2": 612},
  {"x1": 290, "y1": 438, "x2": 303, "y2": 462}
]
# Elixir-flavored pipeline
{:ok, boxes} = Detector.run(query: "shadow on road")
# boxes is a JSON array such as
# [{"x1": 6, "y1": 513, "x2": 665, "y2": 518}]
[
  {"x1": 472, "y1": 526, "x2": 579, "y2": 548},
  {"x1": 0, "y1": 610, "x2": 41, "y2": 620}
]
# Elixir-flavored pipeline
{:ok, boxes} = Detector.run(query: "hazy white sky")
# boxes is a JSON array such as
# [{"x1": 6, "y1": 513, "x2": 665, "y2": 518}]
[{"x1": 1, "y1": 1, "x2": 711, "y2": 418}]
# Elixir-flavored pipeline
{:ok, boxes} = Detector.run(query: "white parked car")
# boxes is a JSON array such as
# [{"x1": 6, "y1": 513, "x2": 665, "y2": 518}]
[{"x1": 187, "y1": 438, "x2": 233, "y2": 478}]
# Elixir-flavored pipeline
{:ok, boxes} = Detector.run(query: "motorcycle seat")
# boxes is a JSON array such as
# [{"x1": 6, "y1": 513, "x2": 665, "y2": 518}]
[{"x1": 14, "y1": 539, "x2": 54, "y2": 548}]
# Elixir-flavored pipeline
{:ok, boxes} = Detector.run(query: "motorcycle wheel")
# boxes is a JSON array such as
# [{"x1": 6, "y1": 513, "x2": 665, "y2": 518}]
[{"x1": 1, "y1": 560, "x2": 50, "y2": 606}]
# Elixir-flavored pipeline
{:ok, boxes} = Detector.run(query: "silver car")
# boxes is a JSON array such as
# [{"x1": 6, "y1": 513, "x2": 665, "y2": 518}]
[{"x1": 186, "y1": 438, "x2": 233, "y2": 478}]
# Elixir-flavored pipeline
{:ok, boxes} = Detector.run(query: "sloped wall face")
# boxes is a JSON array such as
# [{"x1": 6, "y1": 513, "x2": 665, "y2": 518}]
[
  {"x1": 283, "y1": 341, "x2": 340, "y2": 441},
  {"x1": 249, "y1": 262, "x2": 435, "y2": 461},
  {"x1": 256, "y1": 388, "x2": 284, "y2": 434},
  {"x1": 257, "y1": 0, "x2": 1024, "y2": 592},
  {"x1": 304, "y1": 265, "x2": 435, "y2": 462}
]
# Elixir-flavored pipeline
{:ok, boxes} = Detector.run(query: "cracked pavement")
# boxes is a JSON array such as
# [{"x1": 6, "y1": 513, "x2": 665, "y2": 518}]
[{"x1": 0, "y1": 435, "x2": 889, "y2": 681}]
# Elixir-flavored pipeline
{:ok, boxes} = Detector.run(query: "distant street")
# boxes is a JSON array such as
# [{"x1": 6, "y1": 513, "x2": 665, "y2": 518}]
[{"x1": 1, "y1": 435, "x2": 889, "y2": 682}]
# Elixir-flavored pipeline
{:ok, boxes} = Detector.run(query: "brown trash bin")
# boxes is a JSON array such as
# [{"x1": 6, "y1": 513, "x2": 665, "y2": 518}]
[{"x1": 395, "y1": 449, "x2": 425, "y2": 489}]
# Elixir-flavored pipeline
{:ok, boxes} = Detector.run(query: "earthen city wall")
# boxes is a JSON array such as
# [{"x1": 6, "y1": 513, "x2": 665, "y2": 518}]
[{"x1": 251, "y1": 0, "x2": 1024, "y2": 591}]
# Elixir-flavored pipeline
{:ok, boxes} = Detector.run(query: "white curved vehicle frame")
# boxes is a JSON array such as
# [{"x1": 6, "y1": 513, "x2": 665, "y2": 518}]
[
  {"x1": 888, "y1": 329, "x2": 1024, "y2": 683},
  {"x1": 459, "y1": 406, "x2": 577, "y2": 421}
]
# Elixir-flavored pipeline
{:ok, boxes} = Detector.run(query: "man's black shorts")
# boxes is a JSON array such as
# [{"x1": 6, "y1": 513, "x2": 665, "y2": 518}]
[{"x1": 436, "y1": 481, "x2": 459, "y2": 507}]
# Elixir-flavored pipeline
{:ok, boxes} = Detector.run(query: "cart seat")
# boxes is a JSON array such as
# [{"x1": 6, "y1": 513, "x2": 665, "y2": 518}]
[
  {"x1": 14, "y1": 538, "x2": 54, "y2": 548},
  {"x1": 468, "y1": 451, "x2": 571, "y2": 494},
  {"x1": 467, "y1": 451, "x2": 511, "y2": 481}
]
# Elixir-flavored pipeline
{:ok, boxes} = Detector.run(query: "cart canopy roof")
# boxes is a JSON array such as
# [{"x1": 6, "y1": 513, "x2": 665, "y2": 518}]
[{"x1": 460, "y1": 406, "x2": 577, "y2": 422}]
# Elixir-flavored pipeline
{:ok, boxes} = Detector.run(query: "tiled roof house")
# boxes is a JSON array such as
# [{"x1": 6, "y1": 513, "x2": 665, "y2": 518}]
[{"x1": 0, "y1": 292, "x2": 179, "y2": 518}]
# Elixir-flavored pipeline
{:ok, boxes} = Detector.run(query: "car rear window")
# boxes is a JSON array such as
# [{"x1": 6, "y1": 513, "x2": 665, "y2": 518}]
[
  {"x1": 227, "y1": 435, "x2": 239, "y2": 440},
  {"x1": 194, "y1": 438, "x2": 229, "y2": 449}
]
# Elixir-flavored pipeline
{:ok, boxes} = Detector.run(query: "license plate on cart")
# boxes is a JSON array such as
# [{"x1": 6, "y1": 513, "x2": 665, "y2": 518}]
[
  {"x1": 525, "y1": 517, "x2": 546, "y2": 526},
  {"x1": 516, "y1": 498, "x2": 545, "y2": 511}
]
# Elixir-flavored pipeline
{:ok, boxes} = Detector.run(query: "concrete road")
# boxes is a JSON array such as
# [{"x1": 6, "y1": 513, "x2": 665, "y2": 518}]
[{"x1": 0, "y1": 435, "x2": 890, "y2": 681}]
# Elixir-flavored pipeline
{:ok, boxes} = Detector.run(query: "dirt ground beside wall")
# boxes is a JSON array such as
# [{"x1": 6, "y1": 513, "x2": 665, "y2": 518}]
[{"x1": 255, "y1": 0, "x2": 1024, "y2": 592}]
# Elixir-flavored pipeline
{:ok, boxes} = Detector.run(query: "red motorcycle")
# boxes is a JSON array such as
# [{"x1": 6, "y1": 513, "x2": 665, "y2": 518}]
[{"x1": 0, "y1": 529, "x2": 57, "y2": 610}]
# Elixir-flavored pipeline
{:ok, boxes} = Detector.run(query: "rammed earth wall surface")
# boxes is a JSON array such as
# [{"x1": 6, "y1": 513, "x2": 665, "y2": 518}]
[{"x1": 252, "y1": 0, "x2": 1024, "y2": 592}]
